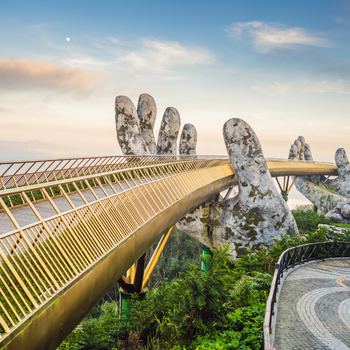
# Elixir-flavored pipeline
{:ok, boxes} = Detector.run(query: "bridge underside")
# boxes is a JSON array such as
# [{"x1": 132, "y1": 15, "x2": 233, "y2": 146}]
[{"x1": 0, "y1": 175, "x2": 235, "y2": 350}]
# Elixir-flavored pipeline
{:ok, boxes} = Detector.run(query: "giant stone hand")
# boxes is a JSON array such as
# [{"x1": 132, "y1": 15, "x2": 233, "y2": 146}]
[
  {"x1": 176, "y1": 118, "x2": 298, "y2": 260},
  {"x1": 115, "y1": 94, "x2": 194, "y2": 155},
  {"x1": 289, "y1": 137, "x2": 350, "y2": 223},
  {"x1": 115, "y1": 94, "x2": 299, "y2": 261}
]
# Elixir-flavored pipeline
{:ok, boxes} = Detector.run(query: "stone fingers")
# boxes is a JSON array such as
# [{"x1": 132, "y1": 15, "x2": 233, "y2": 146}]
[
  {"x1": 156, "y1": 107, "x2": 181, "y2": 155},
  {"x1": 297, "y1": 136, "x2": 306, "y2": 160},
  {"x1": 288, "y1": 136, "x2": 350, "y2": 214},
  {"x1": 183, "y1": 118, "x2": 299, "y2": 259},
  {"x1": 208, "y1": 119, "x2": 298, "y2": 258},
  {"x1": 325, "y1": 148, "x2": 350, "y2": 198},
  {"x1": 115, "y1": 96, "x2": 149, "y2": 156},
  {"x1": 223, "y1": 118, "x2": 281, "y2": 206},
  {"x1": 335, "y1": 148, "x2": 350, "y2": 177},
  {"x1": 168, "y1": 118, "x2": 301, "y2": 260},
  {"x1": 179, "y1": 123, "x2": 197, "y2": 155},
  {"x1": 288, "y1": 136, "x2": 305, "y2": 160},
  {"x1": 304, "y1": 143, "x2": 313, "y2": 161},
  {"x1": 137, "y1": 94, "x2": 157, "y2": 155}
]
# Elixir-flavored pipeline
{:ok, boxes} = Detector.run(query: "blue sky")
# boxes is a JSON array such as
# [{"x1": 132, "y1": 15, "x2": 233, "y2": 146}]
[{"x1": 1, "y1": 0, "x2": 350, "y2": 205}]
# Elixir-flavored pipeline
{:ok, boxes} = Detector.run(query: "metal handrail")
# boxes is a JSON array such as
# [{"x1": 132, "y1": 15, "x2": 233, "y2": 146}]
[
  {"x1": 0, "y1": 158, "x2": 230, "y2": 199},
  {"x1": 0, "y1": 156, "x2": 339, "y2": 192},
  {"x1": 0, "y1": 158, "x2": 235, "y2": 340},
  {"x1": 0, "y1": 155, "x2": 227, "y2": 191},
  {"x1": 263, "y1": 240, "x2": 350, "y2": 350}
]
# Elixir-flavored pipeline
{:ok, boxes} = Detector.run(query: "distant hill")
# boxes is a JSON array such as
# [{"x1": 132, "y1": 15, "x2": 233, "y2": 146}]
[{"x1": 0, "y1": 140, "x2": 84, "y2": 161}]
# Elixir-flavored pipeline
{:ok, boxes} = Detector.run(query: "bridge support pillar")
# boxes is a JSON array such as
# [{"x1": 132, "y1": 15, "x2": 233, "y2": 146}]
[
  {"x1": 119, "y1": 288, "x2": 147, "y2": 320},
  {"x1": 276, "y1": 176, "x2": 299, "y2": 203},
  {"x1": 118, "y1": 252, "x2": 147, "y2": 319},
  {"x1": 201, "y1": 246, "x2": 213, "y2": 271},
  {"x1": 118, "y1": 226, "x2": 174, "y2": 319}
]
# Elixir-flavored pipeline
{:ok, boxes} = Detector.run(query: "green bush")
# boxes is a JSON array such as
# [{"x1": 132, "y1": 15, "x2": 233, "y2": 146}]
[
  {"x1": 59, "y1": 209, "x2": 350, "y2": 350},
  {"x1": 187, "y1": 303, "x2": 265, "y2": 350},
  {"x1": 292, "y1": 209, "x2": 335, "y2": 233},
  {"x1": 58, "y1": 246, "x2": 271, "y2": 350}
]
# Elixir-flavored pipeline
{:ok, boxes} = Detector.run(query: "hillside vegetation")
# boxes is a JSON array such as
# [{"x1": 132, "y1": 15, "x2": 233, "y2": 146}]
[{"x1": 57, "y1": 210, "x2": 350, "y2": 350}]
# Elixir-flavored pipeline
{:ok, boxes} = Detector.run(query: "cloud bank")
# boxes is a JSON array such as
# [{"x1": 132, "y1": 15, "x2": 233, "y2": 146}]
[{"x1": 251, "y1": 79, "x2": 350, "y2": 96}]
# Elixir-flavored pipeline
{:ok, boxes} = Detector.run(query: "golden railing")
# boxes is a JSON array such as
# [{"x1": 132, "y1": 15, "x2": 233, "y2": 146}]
[
  {"x1": 0, "y1": 154, "x2": 341, "y2": 347},
  {"x1": 0, "y1": 155, "x2": 227, "y2": 191},
  {"x1": 0, "y1": 157, "x2": 233, "y2": 339}
]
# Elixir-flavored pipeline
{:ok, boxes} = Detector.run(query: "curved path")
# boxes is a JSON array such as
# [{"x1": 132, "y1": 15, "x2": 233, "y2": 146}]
[{"x1": 274, "y1": 259, "x2": 350, "y2": 350}]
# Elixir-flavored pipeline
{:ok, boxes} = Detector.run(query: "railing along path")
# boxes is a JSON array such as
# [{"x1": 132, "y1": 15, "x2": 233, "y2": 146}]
[
  {"x1": 0, "y1": 155, "x2": 233, "y2": 340},
  {"x1": 263, "y1": 240, "x2": 350, "y2": 350}
]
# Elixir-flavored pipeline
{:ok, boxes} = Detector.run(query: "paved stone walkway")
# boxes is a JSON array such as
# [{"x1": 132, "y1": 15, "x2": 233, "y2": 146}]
[{"x1": 274, "y1": 259, "x2": 350, "y2": 350}]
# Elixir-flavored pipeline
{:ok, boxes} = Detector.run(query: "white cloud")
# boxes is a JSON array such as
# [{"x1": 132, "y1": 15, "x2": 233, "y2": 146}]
[
  {"x1": 63, "y1": 56, "x2": 111, "y2": 71},
  {"x1": 62, "y1": 38, "x2": 214, "y2": 80},
  {"x1": 106, "y1": 36, "x2": 121, "y2": 44},
  {"x1": 251, "y1": 81, "x2": 291, "y2": 96},
  {"x1": 304, "y1": 79, "x2": 350, "y2": 94},
  {"x1": 251, "y1": 79, "x2": 350, "y2": 96},
  {"x1": 227, "y1": 21, "x2": 329, "y2": 52},
  {"x1": 119, "y1": 39, "x2": 214, "y2": 71}
]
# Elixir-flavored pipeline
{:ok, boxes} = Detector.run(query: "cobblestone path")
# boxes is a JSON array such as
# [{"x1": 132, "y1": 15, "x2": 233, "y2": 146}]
[{"x1": 274, "y1": 259, "x2": 350, "y2": 350}]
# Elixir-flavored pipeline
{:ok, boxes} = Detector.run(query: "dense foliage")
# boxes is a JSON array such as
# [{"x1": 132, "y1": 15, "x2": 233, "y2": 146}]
[
  {"x1": 292, "y1": 209, "x2": 336, "y2": 233},
  {"x1": 58, "y1": 245, "x2": 270, "y2": 350},
  {"x1": 58, "y1": 209, "x2": 350, "y2": 350},
  {"x1": 147, "y1": 229, "x2": 202, "y2": 289}
]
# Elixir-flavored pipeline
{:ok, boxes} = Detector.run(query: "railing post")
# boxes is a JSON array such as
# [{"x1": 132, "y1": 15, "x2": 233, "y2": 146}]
[
  {"x1": 292, "y1": 243, "x2": 297, "y2": 268},
  {"x1": 276, "y1": 263, "x2": 280, "y2": 284},
  {"x1": 332, "y1": 239, "x2": 337, "y2": 258}
]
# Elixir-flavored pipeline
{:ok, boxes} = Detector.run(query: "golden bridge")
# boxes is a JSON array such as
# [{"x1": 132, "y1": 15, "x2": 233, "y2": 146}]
[{"x1": 0, "y1": 155, "x2": 338, "y2": 350}]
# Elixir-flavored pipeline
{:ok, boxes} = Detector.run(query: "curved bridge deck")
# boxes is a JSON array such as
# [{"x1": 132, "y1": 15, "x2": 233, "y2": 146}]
[
  {"x1": 274, "y1": 259, "x2": 350, "y2": 350},
  {"x1": 0, "y1": 155, "x2": 341, "y2": 349}
]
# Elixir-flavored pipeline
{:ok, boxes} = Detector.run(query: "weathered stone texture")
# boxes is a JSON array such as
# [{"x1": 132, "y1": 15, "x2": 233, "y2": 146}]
[
  {"x1": 176, "y1": 118, "x2": 298, "y2": 260},
  {"x1": 289, "y1": 137, "x2": 350, "y2": 219},
  {"x1": 179, "y1": 123, "x2": 197, "y2": 155},
  {"x1": 157, "y1": 107, "x2": 181, "y2": 155},
  {"x1": 115, "y1": 96, "x2": 149, "y2": 156},
  {"x1": 137, "y1": 94, "x2": 157, "y2": 154},
  {"x1": 326, "y1": 201, "x2": 350, "y2": 224},
  {"x1": 116, "y1": 94, "x2": 299, "y2": 261}
]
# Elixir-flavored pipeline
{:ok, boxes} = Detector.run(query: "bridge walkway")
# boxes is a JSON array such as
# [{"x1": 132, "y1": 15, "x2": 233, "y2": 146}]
[
  {"x1": 0, "y1": 155, "x2": 237, "y2": 350},
  {"x1": 0, "y1": 156, "x2": 338, "y2": 236},
  {"x1": 0, "y1": 155, "x2": 341, "y2": 350},
  {"x1": 0, "y1": 177, "x2": 155, "y2": 235},
  {"x1": 274, "y1": 259, "x2": 350, "y2": 350}
]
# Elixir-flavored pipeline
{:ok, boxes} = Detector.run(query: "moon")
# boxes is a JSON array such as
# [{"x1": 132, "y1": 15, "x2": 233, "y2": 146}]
[{"x1": 66, "y1": 37, "x2": 70, "y2": 42}]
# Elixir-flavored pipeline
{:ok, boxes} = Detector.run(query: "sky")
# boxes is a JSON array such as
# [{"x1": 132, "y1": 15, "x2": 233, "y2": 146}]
[{"x1": 1, "y1": 0, "x2": 350, "y2": 206}]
